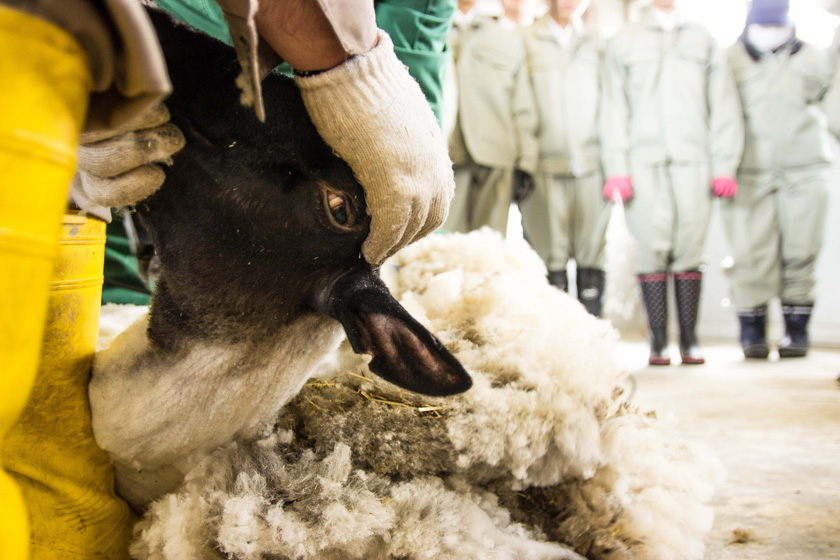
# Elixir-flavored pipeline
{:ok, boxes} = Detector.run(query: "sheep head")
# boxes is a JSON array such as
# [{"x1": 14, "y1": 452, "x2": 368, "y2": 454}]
[{"x1": 137, "y1": 8, "x2": 471, "y2": 397}]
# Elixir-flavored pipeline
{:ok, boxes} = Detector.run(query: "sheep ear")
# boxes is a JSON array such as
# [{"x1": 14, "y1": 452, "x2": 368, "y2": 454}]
[{"x1": 328, "y1": 272, "x2": 472, "y2": 397}]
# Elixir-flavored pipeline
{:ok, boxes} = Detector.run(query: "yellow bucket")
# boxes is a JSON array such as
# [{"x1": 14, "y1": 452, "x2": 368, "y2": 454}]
[{"x1": 4, "y1": 213, "x2": 135, "y2": 560}]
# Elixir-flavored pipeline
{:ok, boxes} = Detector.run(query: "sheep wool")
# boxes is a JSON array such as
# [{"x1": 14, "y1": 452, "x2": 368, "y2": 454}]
[{"x1": 106, "y1": 229, "x2": 722, "y2": 560}]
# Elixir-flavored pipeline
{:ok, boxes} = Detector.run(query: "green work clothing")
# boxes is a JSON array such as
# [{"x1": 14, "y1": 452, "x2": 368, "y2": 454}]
[
  {"x1": 520, "y1": 16, "x2": 607, "y2": 270},
  {"x1": 722, "y1": 40, "x2": 834, "y2": 309},
  {"x1": 444, "y1": 16, "x2": 537, "y2": 235},
  {"x1": 441, "y1": 11, "x2": 472, "y2": 155},
  {"x1": 524, "y1": 16, "x2": 601, "y2": 176},
  {"x1": 625, "y1": 162, "x2": 711, "y2": 273},
  {"x1": 721, "y1": 167, "x2": 830, "y2": 308},
  {"x1": 823, "y1": 26, "x2": 840, "y2": 139},
  {"x1": 452, "y1": 16, "x2": 538, "y2": 173},
  {"x1": 154, "y1": 0, "x2": 454, "y2": 123},
  {"x1": 102, "y1": 212, "x2": 152, "y2": 305},
  {"x1": 520, "y1": 172, "x2": 609, "y2": 270},
  {"x1": 601, "y1": 7, "x2": 743, "y2": 178},
  {"x1": 729, "y1": 41, "x2": 834, "y2": 172},
  {"x1": 601, "y1": 8, "x2": 743, "y2": 274}
]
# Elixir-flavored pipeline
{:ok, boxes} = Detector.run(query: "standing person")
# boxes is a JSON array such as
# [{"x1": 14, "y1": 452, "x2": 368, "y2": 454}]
[
  {"x1": 601, "y1": 0, "x2": 744, "y2": 365},
  {"x1": 442, "y1": 0, "x2": 479, "y2": 233},
  {"x1": 444, "y1": 0, "x2": 539, "y2": 236},
  {"x1": 521, "y1": 0, "x2": 610, "y2": 315},
  {"x1": 723, "y1": 0, "x2": 834, "y2": 359}
]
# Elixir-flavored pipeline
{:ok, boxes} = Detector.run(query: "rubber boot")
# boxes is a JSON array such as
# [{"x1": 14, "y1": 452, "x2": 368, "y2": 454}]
[
  {"x1": 0, "y1": 7, "x2": 92, "y2": 560},
  {"x1": 778, "y1": 304, "x2": 813, "y2": 358},
  {"x1": 639, "y1": 273, "x2": 670, "y2": 366},
  {"x1": 737, "y1": 306, "x2": 769, "y2": 359},
  {"x1": 674, "y1": 271, "x2": 705, "y2": 365},
  {"x1": 548, "y1": 269, "x2": 568, "y2": 292},
  {"x1": 577, "y1": 268, "x2": 605, "y2": 317}
]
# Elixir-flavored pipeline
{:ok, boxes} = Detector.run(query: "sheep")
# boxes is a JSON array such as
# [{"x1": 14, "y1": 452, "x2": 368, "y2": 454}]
[
  {"x1": 88, "y1": 8, "x2": 470, "y2": 511},
  {"x1": 108, "y1": 230, "x2": 722, "y2": 560}
]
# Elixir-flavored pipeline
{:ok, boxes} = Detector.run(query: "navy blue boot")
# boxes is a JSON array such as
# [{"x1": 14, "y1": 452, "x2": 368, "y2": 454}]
[
  {"x1": 737, "y1": 306, "x2": 769, "y2": 359},
  {"x1": 779, "y1": 305, "x2": 813, "y2": 358}
]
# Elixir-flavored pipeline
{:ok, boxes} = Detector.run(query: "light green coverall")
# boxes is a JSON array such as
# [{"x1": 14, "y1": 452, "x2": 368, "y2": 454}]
[
  {"x1": 520, "y1": 16, "x2": 609, "y2": 272},
  {"x1": 822, "y1": 25, "x2": 840, "y2": 140},
  {"x1": 723, "y1": 39, "x2": 834, "y2": 309},
  {"x1": 444, "y1": 15, "x2": 539, "y2": 235},
  {"x1": 600, "y1": 7, "x2": 744, "y2": 274}
]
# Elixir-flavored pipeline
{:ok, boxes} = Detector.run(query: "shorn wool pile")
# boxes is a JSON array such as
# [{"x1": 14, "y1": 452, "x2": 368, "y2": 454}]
[{"x1": 100, "y1": 230, "x2": 722, "y2": 560}]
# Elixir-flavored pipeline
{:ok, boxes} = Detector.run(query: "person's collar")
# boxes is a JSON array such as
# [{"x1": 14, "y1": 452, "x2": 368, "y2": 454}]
[
  {"x1": 547, "y1": 15, "x2": 584, "y2": 47},
  {"x1": 453, "y1": 7, "x2": 477, "y2": 29},
  {"x1": 642, "y1": 5, "x2": 685, "y2": 31},
  {"x1": 745, "y1": 24, "x2": 795, "y2": 54},
  {"x1": 652, "y1": 7, "x2": 679, "y2": 31},
  {"x1": 741, "y1": 27, "x2": 803, "y2": 62}
]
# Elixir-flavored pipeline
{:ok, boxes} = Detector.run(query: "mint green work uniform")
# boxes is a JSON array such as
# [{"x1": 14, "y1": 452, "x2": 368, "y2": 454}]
[
  {"x1": 723, "y1": 39, "x2": 834, "y2": 309},
  {"x1": 444, "y1": 15, "x2": 538, "y2": 235},
  {"x1": 103, "y1": 0, "x2": 455, "y2": 304},
  {"x1": 520, "y1": 16, "x2": 609, "y2": 271},
  {"x1": 600, "y1": 7, "x2": 744, "y2": 274}
]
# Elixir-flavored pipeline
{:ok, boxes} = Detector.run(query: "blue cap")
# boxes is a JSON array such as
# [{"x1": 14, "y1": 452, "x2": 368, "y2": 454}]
[{"x1": 747, "y1": 0, "x2": 794, "y2": 26}]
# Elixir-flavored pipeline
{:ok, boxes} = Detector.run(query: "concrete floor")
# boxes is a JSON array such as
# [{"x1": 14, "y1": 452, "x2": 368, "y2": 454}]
[{"x1": 616, "y1": 340, "x2": 840, "y2": 560}]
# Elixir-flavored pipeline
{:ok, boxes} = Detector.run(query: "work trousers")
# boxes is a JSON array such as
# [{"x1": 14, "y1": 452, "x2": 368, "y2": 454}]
[
  {"x1": 626, "y1": 162, "x2": 712, "y2": 273},
  {"x1": 445, "y1": 160, "x2": 514, "y2": 236},
  {"x1": 721, "y1": 166, "x2": 831, "y2": 309},
  {"x1": 520, "y1": 171, "x2": 609, "y2": 271}
]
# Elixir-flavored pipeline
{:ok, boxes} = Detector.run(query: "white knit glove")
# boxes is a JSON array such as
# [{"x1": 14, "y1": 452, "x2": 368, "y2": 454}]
[
  {"x1": 295, "y1": 31, "x2": 455, "y2": 266},
  {"x1": 70, "y1": 104, "x2": 186, "y2": 221}
]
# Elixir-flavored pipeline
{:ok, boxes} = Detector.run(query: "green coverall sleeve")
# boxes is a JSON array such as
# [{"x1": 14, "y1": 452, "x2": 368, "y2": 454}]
[
  {"x1": 152, "y1": 0, "x2": 454, "y2": 121},
  {"x1": 511, "y1": 37, "x2": 539, "y2": 175},
  {"x1": 600, "y1": 39, "x2": 631, "y2": 178},
  {"x1": 375, "y1": 0, "x2": 455, "y2": 125},
  {"x1": 154, "y1": 0, "x2": 233, "y2": 44},
  {"x1": 706, "y1": 41, "x2": 744, "y2": 179}
]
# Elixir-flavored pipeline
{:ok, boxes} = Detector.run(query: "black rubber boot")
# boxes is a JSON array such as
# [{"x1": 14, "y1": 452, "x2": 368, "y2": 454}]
[
  {"x1": 548, "y1": 269, "x2": 568, "y2": 292},
  {"x1": 673, "y1": 271, "x2": 705, "y2": 365},
  {"x1": 577, "y1": 268, "x2": 605, "y2": 317},
  {"x1": 779, "y1": 304, "x2": 813, "y2": 358},
  {"x1": 639, "y1": 273, "x2": 670, "y2": 366},
  {"x1": 737, "y1": 306, "x2": 769, "y2": 359}
]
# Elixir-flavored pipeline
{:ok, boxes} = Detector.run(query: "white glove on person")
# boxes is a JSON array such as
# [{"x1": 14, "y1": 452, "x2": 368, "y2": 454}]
[
  {"x1": 295, "y1": 30, "x2": 455, "y2": 266},
  {"x1": 70, "y1": 104, "x2": 186, "y2": 221}
]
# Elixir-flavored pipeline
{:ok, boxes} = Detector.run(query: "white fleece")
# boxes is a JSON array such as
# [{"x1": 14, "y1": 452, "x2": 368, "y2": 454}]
[
  {"x1": 90, "y1": 312, "x2": 343, "y2": 509},
  {"x1": 100, "y1": 230, "x2": 722, "y2": 559}
]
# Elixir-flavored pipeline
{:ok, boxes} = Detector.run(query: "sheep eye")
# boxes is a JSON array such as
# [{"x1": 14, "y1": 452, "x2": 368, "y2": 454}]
[{"x1": 328, "y1": 192, "x2": 349, "y2": 226}]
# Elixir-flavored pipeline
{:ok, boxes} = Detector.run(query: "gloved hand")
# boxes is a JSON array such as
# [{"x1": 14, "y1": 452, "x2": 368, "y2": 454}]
[
  {"x1": 512, "y1": 169, "x2": 535, "y2": 204},
  {"x1": 603, "y1": 175, "x2": 633, "y2": 203},
  {"x1": 295, "y1": 31, "x2": 454, "y2": 266},
  {"x1": 69, "y1": 104, "x2": 186, "y2": 221},
  {"x1": 711, "y1": 176, "x2": 738, "y2": 198}
]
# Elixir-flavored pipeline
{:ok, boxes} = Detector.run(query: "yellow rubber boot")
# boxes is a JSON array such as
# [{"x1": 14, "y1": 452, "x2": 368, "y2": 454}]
[
  {"x1": 0, "y1": 6, "x2": 132, "y2": 560},
  {"x1": 5, "y1": 214, "x2": 136, "y2": 560}
]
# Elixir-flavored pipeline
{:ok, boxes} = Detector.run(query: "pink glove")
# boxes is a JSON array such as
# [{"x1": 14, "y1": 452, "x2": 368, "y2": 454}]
[
  {"x1": 711, "y1": 176, "x2": 738, "y2": 198},
  {"x1": 603, "y1": 175, "x2": 633, "y2": 203}
]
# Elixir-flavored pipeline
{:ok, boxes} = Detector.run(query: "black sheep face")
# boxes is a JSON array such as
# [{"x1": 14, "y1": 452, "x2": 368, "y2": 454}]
[
  {"x1": 136, "y1": 9, "x2": 471, "y2": 397},
  {"x1": 139, "y1": 82, "x2": 369, "y2": 346}
]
